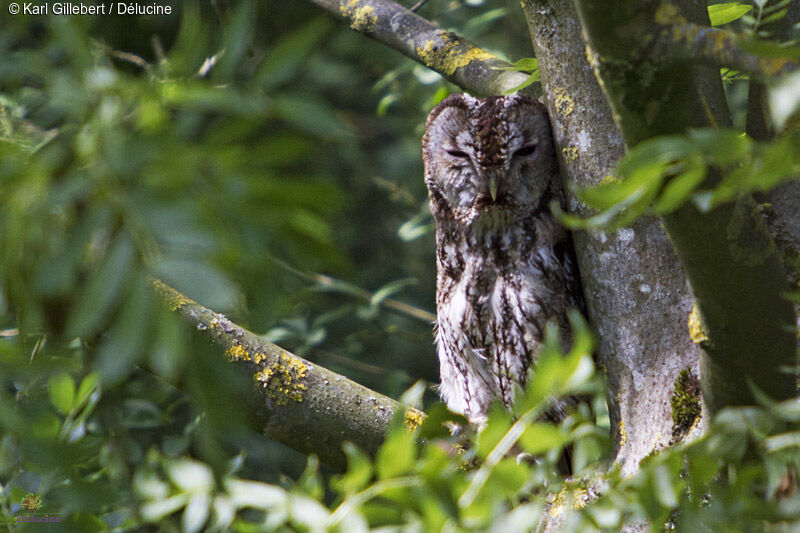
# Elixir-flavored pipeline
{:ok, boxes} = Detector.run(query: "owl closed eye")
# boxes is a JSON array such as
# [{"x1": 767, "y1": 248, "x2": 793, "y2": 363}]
[{"x1": 422, "y1": 93, "x2": 558, "y2": 226}]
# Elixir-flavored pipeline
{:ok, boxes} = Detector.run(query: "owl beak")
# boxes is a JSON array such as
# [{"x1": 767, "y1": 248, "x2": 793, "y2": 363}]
[{"x1": 488, "y1": 176, "x2": 499, "y2": 202}]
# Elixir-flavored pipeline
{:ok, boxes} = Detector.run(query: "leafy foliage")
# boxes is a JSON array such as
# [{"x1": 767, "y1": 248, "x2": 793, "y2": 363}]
[
  {"x1": 1, "y1": 0, "x2": 799, "y2": 530},
  {"x1": 560, "y1": 128, "x2": 800, "y2": 229}
]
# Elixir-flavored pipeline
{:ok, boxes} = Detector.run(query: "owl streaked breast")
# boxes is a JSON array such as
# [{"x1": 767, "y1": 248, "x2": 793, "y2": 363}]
[{"x1": 422, "y1": 93, "x2": 583, "y2": 425}]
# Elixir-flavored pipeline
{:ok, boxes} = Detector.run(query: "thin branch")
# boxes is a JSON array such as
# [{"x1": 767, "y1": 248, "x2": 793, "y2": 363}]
[
  {"x1": 409, "y1": 0, "x2": 427, "y2": 13},
  {"x1": 109, "y1": 49, "x2": 152, "y2": 72},
  {"x1": 271, "y1": 257, "x2": 436, "y2": 324},
  {"x1": 314, "y1": 348, "x2": 394, "y2": 375},
  {"x1": 306, "y1": 0, "x2": 535, "y2": 96},
  {"x1": 151, "y1": 279, "x2": 424, "y2": 469}
]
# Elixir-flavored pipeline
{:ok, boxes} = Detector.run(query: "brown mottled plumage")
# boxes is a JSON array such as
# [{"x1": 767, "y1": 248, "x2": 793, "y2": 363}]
[{"x1": 422, "y1": 93, "x2": 583, "y2": 425}]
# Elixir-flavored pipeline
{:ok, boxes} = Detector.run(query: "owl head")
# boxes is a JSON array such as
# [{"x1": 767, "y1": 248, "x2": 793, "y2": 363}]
[{"x1": 422, "y1": 93, "x2": 557, "y2": 226}]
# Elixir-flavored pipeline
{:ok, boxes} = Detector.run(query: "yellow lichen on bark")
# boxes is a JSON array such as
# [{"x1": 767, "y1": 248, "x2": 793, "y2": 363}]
[
  {"x1": 618, "y1": 420, "x2": 628, "y2": 446},
  {"x1": 226, "y1": 343, "x2": 251, "y2": 362},
  {"x1": 403, "y1": 408, "x2": 425, "y2": 430},
  {"x1": 340, "y1": 0, "x2": 377, "y2": 32},
  {"x1": 549, "y1": 487, "x2": 566, "y2": 518},
  {"x1": 416, "y1": 32, "x2": 496, "y2": 76},
  {"x1": 562, "y1": 146, "x2": 579, "y2": 162},
  {"x1": 552, "y1": 86, "x2": 575, "y2": 116},
  {"x1": 573, "y1": 486, "x2": 590, "y2": 510},
  {"x1": 254, "y1": 352, "x2": 309, "y2": 405},
  {"x1": 152, "y1": 278, "x2": 195, "y2": 311},
  {"x1": 688, "y1": 303, "x2": 709, "y2": 344}
]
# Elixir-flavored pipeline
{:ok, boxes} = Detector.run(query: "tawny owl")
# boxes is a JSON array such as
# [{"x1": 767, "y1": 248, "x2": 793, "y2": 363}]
[{"x1": 422, "y1": 93, "x2": 583, "y2": 425}]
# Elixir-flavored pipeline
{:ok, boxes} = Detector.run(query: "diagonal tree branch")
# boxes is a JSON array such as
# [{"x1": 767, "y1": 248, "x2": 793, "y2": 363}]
[
  {"x1": 271, "y1": 257, "x2": 436, "y2": 323},
  {"x1": 654, "y1": 21, "x2": 799, "y2": 78},
  {"x1": 306, "y1": 0, "x2": 535, "y2": 96},
  {"x1": 151, "y1": 279, "x2": 424, "y2": 469}
]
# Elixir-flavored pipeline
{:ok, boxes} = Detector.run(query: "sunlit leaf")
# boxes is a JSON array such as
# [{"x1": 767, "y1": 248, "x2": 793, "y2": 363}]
[
  {"x1": 376, "y1": 426, "x2": 416, "y2": 479},
  {"x1": 48, "y1": 373, "x2": 76, "y2": 415},
  {"x1": 519, "y1": 423, "x2": 566, "y2": 455},
  {"x1": 708, "y1": 3, "x2": 752, "y2": 26},
  {"x1": 168, "y1": 459, "x2": 214, "y2": 494},
  {"x1": 182, "y1": 492, "x2": 211, "y2": 533},
  {"x1": 333, "y1": 443, "x2": 373, "y2": 495}
]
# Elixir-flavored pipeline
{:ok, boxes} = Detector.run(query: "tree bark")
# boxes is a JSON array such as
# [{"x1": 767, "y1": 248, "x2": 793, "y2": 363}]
[
  {"x1": 151, "y1": 279, "x2": 422, "y2": 469},
  {"x1": 519, "y1": 0, "x2": 705, "y2": 477},
  {"x1": 572, "y1": 0, "x2": 796, "y2": 414},
  {"x1": 747, "y1": 2, "x2": 800, "y2": 290},
  {"x1": 307, "y1": 0, "x2": 535, "y2": 96}
]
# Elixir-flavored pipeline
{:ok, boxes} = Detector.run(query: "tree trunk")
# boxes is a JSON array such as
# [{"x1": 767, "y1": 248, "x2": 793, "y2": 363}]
[
  {"x1": 521, "y1": 0, "x2": 704, "y2": 475},
  {"x1": 572, "y1": 0, "x2": 795, "y2": 413}
]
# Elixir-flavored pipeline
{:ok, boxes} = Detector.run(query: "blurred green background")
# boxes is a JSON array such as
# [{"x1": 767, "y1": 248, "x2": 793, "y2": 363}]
[{"x1": 0, "y1": 0, "x2": 537, "y2": 527}]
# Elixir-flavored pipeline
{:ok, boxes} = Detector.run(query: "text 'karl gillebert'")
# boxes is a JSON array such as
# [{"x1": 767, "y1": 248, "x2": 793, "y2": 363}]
[{"x1": 13, "y1": 3, "x2": 172, "y2": 15}]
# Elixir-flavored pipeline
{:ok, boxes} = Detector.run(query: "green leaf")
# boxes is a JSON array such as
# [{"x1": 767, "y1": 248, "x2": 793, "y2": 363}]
[
  {"x1": 653, "y1": 159, "x2": 707, "y2": 213},
  {"x1": 519, "y1": 423, "x2": 567, "y2": 455},
  {"x1": 418, "y1": 403, "x2": 468, "y2": 440},
  {"x1": 369, "y1": 278, "x2": 416, "y2": 308},
  {"x1": 482, "y1": 458, "x2": 529, "y2": 499},
  {"x1": 688, "y1": 129, "x2": 752, "y2": 164},
  {"x1": 333, "y1": 443, "x2": 373, "y2": 495},
  {"x1": 95, "y1": 275, "x2": 153, "y2": 383},
  {"x1": 288, "y1": 495, "x2": 330, "y2": 529},
  {"x1": 273, "y1": 95, "x2": 353, "y2": 140},
  {"x1": 708, "y1": 3, "x2": 753, "y2": 26},
  {"x1": 182, "y1": 493, "x2": 211, "y2": 533},
  {"x1": 168, "y1": 459, "x2": 214, "y2": 494},
  {"x1": 255, "y1": 17, "x2": 333, "y2": 90},
  {"x1": 504, "y1": 72, "x2": 541, "y2": 95},
  {"x1": 493, "y1": 58, "x2": 539, "y2": 73},
  {"x1": 296, "y1": 455, "x2": 324, "y2": 500},
  {"x1": 67, "y1": 233, "x2": 134, "y2": 338},
  {"x1": 376, "y1": 426, "x2": 416, "y2": 479},
  {"x1": 738, "y1": 39, "x2": 800, "y2": 59},
  {"x1": 685, "y1": 448, "x2": 720, "y2": 491},
  {"x1": 652, "y1": 462, "x2": 679, "y2": 508},
  {"x1": 477, "y1": 405, "x2": 514, "y2": 458},
  {"x1": 49, "y1": 373, "x2": 76, "y2": 415},
  {"x1": 140, "y1": 494, "x2": 190, "y2": 523},
  {"x1": 225, "y1": 479, "x2": 286, "y2": 510},
  {"x1": 398, "y1": 212, "x2": 433, "y2": 241},
  {"x1": 75, "y1": 372, "x2": 100, "y2": 408}
]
